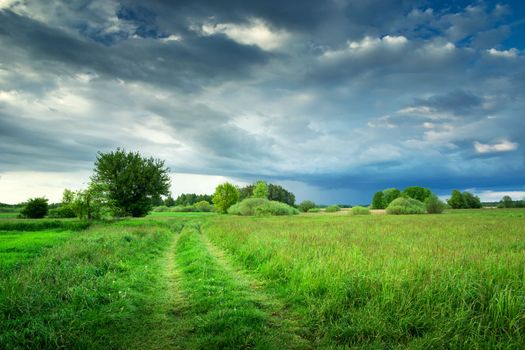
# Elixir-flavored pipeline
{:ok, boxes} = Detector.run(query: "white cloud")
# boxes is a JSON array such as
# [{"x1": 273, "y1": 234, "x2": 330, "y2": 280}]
[
  {"x1": 474, "y1": 139, "x2": 518, "y2": 154},
  {"x1": 0, "y1": 171, "x2": 91, "y2": 204},
  {"x1": 323, "y1": 35, "x2": 408, "y2": 60},
  {"x1": 487, "y1": 48, "x2": 518, "y2": 58},
  {"x1": 472, "y1": 190, "x2": 525, "y2": 202},
  {"x1": 200, "y1": 18, "x2": 291, "y2": 51}
]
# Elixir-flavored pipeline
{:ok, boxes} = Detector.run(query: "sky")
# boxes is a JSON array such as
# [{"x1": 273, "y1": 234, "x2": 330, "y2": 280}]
[{"x1": 0, "y1": 0, "x2": 524, "y2": 205}]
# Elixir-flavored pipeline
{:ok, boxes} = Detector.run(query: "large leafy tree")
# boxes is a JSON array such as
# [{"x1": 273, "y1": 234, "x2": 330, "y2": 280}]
[
  {"x1": 91, "y1": 149, "x2": 171, "y2": 217},
  {"x1": 462, "y1": 191, "x2": 482, "y2": 209},
  {"x1": 213, "y1": 182, "x2": 240, "y2": 213}
]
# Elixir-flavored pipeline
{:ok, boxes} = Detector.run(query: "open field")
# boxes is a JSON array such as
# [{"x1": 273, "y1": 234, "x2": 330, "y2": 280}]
[{"x1": 0, "y1": 209, "x2": 524, "y2": 349}]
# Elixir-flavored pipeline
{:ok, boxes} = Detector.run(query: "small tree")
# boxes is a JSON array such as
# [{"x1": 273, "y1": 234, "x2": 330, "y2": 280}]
[
  {"x1": 447, "y1": 189, "x2": 466, "y2": 209},
  {"x1": 498, "y1": 195, "x2": 514, "y2": 208},
  {"x1": 425, "y1": 195, "x2": 445, "y2": 214},
  {"x1": 371, "y1": 191, "x2": 385, "y2": 209},
  {"x1": 164, "y1": 195, "x2": 176, "y2": 207},
  {"x1": 382, "y1": 188, "x2": 401, "y2": 206},
  {"x1": 20, "y1": 197, "x2": 49, "y2": 218},
  {"x1": 213, "y1": 182, "x2": 240, "y2": 213},
  {"x1": 91, "y1": 148, "x2": 171, "y2": 217},
  {"x1": 252, "y1": 181, "x2": 269, "y2": 199},
  {"x1": 267, "y1": 184, "x2": 296, "y2": 206},
  {"x1": 298, "y1": 200, "x2": 316, "y2": 212}
]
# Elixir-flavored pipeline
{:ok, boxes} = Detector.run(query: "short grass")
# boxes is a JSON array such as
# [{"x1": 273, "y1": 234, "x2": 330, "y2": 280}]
[{"x1": 205, "y1": 209, "x2": 525, "y2": 349}]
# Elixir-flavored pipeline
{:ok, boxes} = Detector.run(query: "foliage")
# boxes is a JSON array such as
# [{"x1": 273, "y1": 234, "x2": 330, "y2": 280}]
[
  {"x1": 173, "y1": 193, "x2": 213, "y2": 206},
  {"x1": 308, "y1": 208, "x2": 321, "y2": 213},
  {"x1": 325, "y1": 205, "x2": 341, "y2": 212},
  {"x1": 238, "y1": 185, "x2": 255, "y2": 201},
  {"x1": 386, "y1": 197, "x2": 426, "y2": 215},
  {"x1": 425, "y1": 195, "x2": 446, "y2": 214},
  {"x1": 91, "y1": 148, "x2": 171, "y2": 217},
  {"x1": 267, "y1": 184, "x2": 296, "y2": 206},
  {"x1": 447, "y1": 190, "x2": 481, "y2": 209},
  {"x1": 20, "y1": 197, "x2": 49, "y2": 219},
  {"x1": 351, "y1": 206, "x2": 371, "y2": 215},
  {"x1": 252, "y1": 181, "x2": 269, "y2": 199},
  {"x1": 371, "y1": 191, "x2": 385, "y2": 209},
  {"x1": 194, "y1": 200, "x2": 213, "y2": 212},
  {"x1": 448, "y1": 189, "x2": 466, "y2": 209},
  {"x1": 462, "y1": 191, "x2": 482, "y2": 209},
  {"x1": 498, "y1": 196, "x2": 514, "y2": 208},
  {"x1": 239, "y1": 183, "x2": 296, "y2": 206},
  {"x1": 69, "y1": 184, "x2": 116, "y2": 220},
  {"x1": 164, "y1": 195, "x2": 176, "y2": 207},
  {"x1": 298, "y1": 200, "x2": 316, "y2": 213},
  {"x1": 402, "y1": 186, "x2": 433, "y2": 202},
  {"x1": 48, "y1": 206, "x2": 76, "y2": 218},
  {"x1": 382, "y1": 188, "x2": 401, "y2": 206},
  {"x1": 227, "y1": 198, "x2": 299, "y2": 216},
  {"x1": 213, "y1": 182, "x2": 240, "y2": 214}
]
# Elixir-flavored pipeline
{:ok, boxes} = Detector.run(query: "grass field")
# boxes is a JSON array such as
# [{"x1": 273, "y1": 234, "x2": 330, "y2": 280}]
[{"x1": 0, "y1": 209, "x2": 524, "y2": 349}]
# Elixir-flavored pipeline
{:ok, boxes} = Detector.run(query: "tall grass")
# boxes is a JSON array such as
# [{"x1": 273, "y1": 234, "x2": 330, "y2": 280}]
[
  {"x1": 205, "y1": 211, "x2": 525, "y2": 348},
  {"x1": 0, "y1": 220, "x2": 178, "y2": 348}
]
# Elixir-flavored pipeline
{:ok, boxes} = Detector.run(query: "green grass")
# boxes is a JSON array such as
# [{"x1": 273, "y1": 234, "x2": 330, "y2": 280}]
[
  {"x1": 205, "y1": 209, "x2": 525, "y2": 349},
  {"x1": 0, "y1": 229, "x2": 72, "y2": 269},
  {"x1": 172, "y1": 224, "x2": 307, "y2": 349},
  {"x1": 0, "y1": 213, "x2": 18, "y2": 218},
  {"x1": 1, "y1": 209, "x2": 524, "y2": 349},
  {"x1": 147, "y1": 211, "x2": 218, "y2": 218}
]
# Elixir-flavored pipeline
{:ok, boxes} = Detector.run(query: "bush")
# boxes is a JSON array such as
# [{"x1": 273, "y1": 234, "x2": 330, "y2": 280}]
[
  {"x1": 194, "y1": 200, "x2": 213, "y2": 212},
  {"x1": 152, "y1": 206, "x2": 170, "y2": 212},
  {"x1": 228, "y1": 198, "x2": 298, "y2": 216},
  {"x1": 386, "y1": 197, "x2": 426, "y2": 215},
  {"x1": 298, "y1": 200, "x2": 316, "y2": 213},
  {"x1": 48, "y1": 205, "x2": 77, "y2": 218},
  {"x1": 351, "y1": 206, "x2": 370, "y2": 215},
  {"x1": 425, "y1": 195, "x2": 446, "y2": 214},
  {"x1": 20, "y1": 197, "x2": 49, "y2": 219},
  {"x1": 170, "y1": 205, "x2": 197, "y2": 212},
  {"x1": 325, "y1": 205, "x2": 341, "y2": 213},
  {"x1": 308, "y1": 208, "x2": 321, "y2": 213}
]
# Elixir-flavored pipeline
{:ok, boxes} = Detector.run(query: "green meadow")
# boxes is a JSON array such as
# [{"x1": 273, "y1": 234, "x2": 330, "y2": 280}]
[{"x1": 1, "y1": 209, "x2": 524, "y2": 349}]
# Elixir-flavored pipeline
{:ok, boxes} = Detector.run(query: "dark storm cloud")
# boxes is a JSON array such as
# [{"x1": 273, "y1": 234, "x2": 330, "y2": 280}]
[
  {"x1": 0, "y1": 0, "x2": 524, "y2": 203},
  {"x1": 0, "y1": 10, "x2": 269, "y2": 91}
]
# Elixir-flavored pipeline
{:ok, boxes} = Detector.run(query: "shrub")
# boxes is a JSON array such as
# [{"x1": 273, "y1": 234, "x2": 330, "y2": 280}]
[
  {"x1": 298, "y1": 200, "x2": 316, "y2": 213},
  {"x1": 170, "y1": 205, "x2": 197, "y2": 212},
  {"x1": 228, "y1": 198, "x2": 298, "y2": 216},
  {"x1": 325, "y1": 205, "x2": 341, "y2": 213},
  {"x1": 194, "y1": 200, "x2": 213, "y2": 212},
  {"x1": 382, "y1": 188, "x2": 401, "y2": 206},
  {"x1": 152, "y1": 205, "x2": 169, "y2": 212},
  {"x1": 20, "y1": 197, "x2": 49, "y2": 219},
  {"x1": 402, "y1": 186, "x2": 433, "y2": 202},
  {"x1": 308, "y1": 208, "x2": 320, "y2": 213},
  {"x1": 386, "y1": 197, "x2": 426, "y2": 215},
  {"x1": 48, "y1": 205, "x2": 77, "y2": 218},
  {"x1": 351, "y1": 206, "x2": 371, "y2": 215},
  {"x1": 425, "y1": 195, "x2": 446, "y2": 214}
]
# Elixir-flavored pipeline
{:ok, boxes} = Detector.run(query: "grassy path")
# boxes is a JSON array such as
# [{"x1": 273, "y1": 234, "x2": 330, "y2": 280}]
[{"x1": 172, "y1": 223, "x2": 310, "y2": 349}]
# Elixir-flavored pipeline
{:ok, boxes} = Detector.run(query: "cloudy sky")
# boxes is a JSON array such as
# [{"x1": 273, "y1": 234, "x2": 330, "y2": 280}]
[{"x1": 1, "y1": 0, "x2": 524, "y2": 204}]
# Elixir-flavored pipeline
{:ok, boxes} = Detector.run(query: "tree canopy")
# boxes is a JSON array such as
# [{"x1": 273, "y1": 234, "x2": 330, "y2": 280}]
[
  {"x1": 213, "y1": 182, "x2": 240, "y2": 213},
  {"x1": 91, "y1": 149, "x2": 171, "y2": 217}
]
